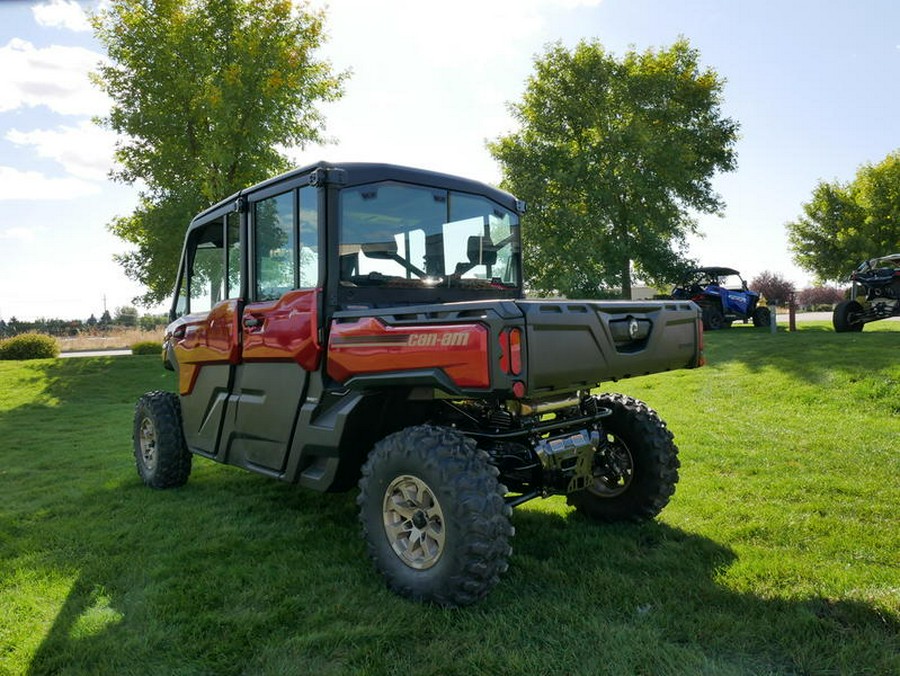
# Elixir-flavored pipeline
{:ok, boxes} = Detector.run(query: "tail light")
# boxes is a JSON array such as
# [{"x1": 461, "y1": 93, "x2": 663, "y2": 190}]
[
  {"x1": 499, "y1": 327, "x2": 527, "y2": 398},
  {"x1": 499, "y1": 327, "x2": 523, "y2": 376},
  {"x1": 508, "y1": 327, "x2": 522, "y2": 375},
  {"x1": 499, "y1": 327, "x2": 526, "y2": 397}
]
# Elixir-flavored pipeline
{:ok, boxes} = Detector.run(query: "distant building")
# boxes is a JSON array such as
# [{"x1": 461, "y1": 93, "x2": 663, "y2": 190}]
[{"x1": 630, "y1": 285, "x2": 661, "y2": 300}]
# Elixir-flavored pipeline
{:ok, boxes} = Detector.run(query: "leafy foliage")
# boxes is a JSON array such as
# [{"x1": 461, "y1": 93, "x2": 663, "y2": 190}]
[
  {"x1": 787, "y1": 150, "x2": 900, "y2": 283},
  {"x1": 130, "y1": 341, "x2": 162, "y2": 355},
  {"x1": 750, "y1": 270, "x2": 796, "y2": 306},
  {"x1": 91, "y1": 0, "x2": 347, "y2": 304},
  {"x1": 113, "y1": 306, "x2": 138, "y2": 327},
  {"x1": 1, "y1": 317, "x2": 83, "y2": 338},
  {"x1": 0, "y1": 333, "x2": 60, "y2": 360},
  {"x1": 139, "y1": 313, "x2": 169, "y2": 331},
  {"x1": 489, "y1": 38, "x2": 738, "y2": 298},
  {"x1": 0, "y1": 310, "x2": 163, "y2": 343},
  {"x1": 796, "y1": 285, "x2": 846, "y2": 310}
]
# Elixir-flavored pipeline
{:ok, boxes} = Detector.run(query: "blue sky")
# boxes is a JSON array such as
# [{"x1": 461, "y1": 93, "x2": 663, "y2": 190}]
[{"x1": 1, "y1": 0, "x2": 898, "y2": 321}]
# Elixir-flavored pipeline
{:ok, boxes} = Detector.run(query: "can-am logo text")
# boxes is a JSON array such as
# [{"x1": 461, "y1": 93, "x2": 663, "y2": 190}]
[{"x1": 406, "y1": 332, "x2": 470, "y2": 347}]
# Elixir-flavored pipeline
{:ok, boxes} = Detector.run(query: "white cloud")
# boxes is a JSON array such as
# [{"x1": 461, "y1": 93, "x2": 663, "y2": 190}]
[
  {"x1": 316, "y1": 0, "x2": 603, "y2": 69},
  {"x1": 322, "y1": 0, "x2": 542, "y2": 68},
  {"x1": 0, "y1": 38, "x2": 109, "y2": 116},
  {"x1": 555, "y1": 0, "x2": 604, "y2": 7},
  {"x1": 32, "y1": 0, "x2": 92, "y2": 33},
  {"x1": 0, "y1": 226, "x2": 39, "y2": 242},
  {"x1": 292, "y1": 0, "x2": 605, "y2": 182},
  {"x1": 6, "y1": 121, "x2": 117, "y2": 182},
  {"x1": 0, "y1": 166, "x2": 102, "y2": 201}
]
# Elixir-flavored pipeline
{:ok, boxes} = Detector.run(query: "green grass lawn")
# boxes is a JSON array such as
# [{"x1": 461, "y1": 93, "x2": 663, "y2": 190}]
[{"x1": 1, "y1": 323, "x2": 898, "y2": 675}]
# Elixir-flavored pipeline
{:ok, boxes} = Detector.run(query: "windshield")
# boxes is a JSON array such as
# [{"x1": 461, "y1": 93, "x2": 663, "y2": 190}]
[
  {"x1": 339, "y1": 182, "x2": 520, "y2": 290},
  {"x1": 712, "y1": 274, "x2": 747, "y2": 290}
]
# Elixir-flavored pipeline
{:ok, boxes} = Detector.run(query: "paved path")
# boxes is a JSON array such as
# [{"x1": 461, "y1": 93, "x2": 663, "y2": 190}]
[
  {"x1": 59, "y1": 349, "x2": 132, "y2": 358},
  {"x1": 777, "y1": 311, "x2": 831, "y2": 322},
  {"x1": 775, "y1": 311, "x2": 898, "y2": 323}
]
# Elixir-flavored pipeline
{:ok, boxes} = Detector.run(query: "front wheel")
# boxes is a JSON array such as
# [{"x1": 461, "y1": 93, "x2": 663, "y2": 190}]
[
  {"x1": 133, "y1": 391, "x2": 191, "y2": 488},
  {"x1": 357, "y1": 425, "x2": 513, "y2": 607},
  {"x1": 567, "y1": 394, "x2": 679, "y2": 522},
  {"x1": 752, "y1": 306, "x2": 771, "y2": 327},
  {"x1": 833, "y1": 299, "x2": 864, "y2": 332}
]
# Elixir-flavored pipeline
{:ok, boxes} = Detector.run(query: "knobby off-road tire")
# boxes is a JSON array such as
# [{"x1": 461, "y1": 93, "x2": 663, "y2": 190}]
[
  {"x1": 133, "y1": 391, "x2": 192, "y2": 489},
  {"x1": 702, "y1": 305, "x2": 727, "y2": 331},
  {"x1": 568, "y1": 394, "x2": 679, "y2": 522},
  {"x1": 833, "y1": 299, "x2": 864, "y2": 332},
  {"x1": 752, "y1": 306, "x2": 771, "y2": 327},
  {"x1": 357, "y1": 425, "x2": 513, "y2": 607}
]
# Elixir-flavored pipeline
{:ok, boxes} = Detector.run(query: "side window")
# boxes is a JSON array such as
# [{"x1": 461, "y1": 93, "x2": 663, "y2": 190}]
[
  {"x1": 254, "y1": 192, "x2": 295, "y2": 301},
  {"x1": 189, "y1": 218, "x2": 226, "y2": 314},
  {"x1": 174, "y1": 273, "x2": 188, "y2": 318},
  {"x1": 226, "y1": 211, "x2": 241, "y2": 298},
  {"x1": 449, "y1": 192, "x2": 520, "y2": 285},
  {"x1": 298, "y1": 185, "x2": 319, "y2": 288}
]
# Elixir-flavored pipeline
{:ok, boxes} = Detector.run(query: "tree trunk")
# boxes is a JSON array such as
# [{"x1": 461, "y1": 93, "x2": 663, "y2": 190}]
[{"x1": 620, "y1": 257, "x2": 632, "y2": 300}]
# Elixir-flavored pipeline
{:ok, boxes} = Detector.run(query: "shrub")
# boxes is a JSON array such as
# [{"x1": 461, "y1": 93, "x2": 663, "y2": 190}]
[
  {"x1": 796, "y1": 285, "x2": 846, "y2": 310},
  {"x1": 750, "y1": 270, "x2": 796, "y2": 307},
  {"x1": 0, "y1": 333, "x2": 60, "y2": 360},
  {"x1": 131, "y1": 341, "x2": 162, "y2": 356}
]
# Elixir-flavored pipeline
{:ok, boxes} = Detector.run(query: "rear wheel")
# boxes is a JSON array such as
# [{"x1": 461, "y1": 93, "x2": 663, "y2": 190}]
[
  {"x1": 133, "y1": 391, "x2": 191, "y2": 488},
  {"x1": 357, "y1": 425, "x2": 513, "y2": 607},
  {"x1": 702, "y1": 305, "x2": 727, "y2": 330},
  {"x1": 568, "y1": 394, "x2": 679, "y2": 522},
  {"x1": 833, "y1": 300, "x2": 864, "y2": 332}
]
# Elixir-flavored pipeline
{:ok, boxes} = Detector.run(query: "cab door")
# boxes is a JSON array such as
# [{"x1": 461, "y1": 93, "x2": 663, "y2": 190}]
[
  {"x1": 220, "y1": 183, "x2": 322, "y2": 474},
  {"x1": 169, "y1": 210, "x2": 242, "y2": 456}
]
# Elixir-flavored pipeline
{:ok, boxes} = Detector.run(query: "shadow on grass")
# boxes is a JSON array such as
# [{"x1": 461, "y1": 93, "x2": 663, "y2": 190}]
[
  {"x1": 512, "y1": 508, "x2": 899, "y2": 643},
  {"x1": 10, "y1": 467, "x2": 365, "y2": 674},
  {"x1": 702, "y1": 324, "x2": 899, "y2": 383},
  {"x1": 8, "y1": 355, "x2": 172, "y2": 404}
]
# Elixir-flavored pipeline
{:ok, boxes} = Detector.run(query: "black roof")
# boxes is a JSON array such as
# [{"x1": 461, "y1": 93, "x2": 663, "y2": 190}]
[
  {"x1": 689, "y1": 266, "x2": 742, "y2": 277},
  {"x1": 188, "y1": 161, "x2": 522, "y2": 228}
]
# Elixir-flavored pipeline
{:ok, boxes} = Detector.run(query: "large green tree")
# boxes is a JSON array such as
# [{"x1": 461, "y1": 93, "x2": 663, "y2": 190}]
[
  {"x1": 787, "y1": 151, "x2": 900, "y2": 283},
  {"x1": 488, "y1": 38, "x2": 738, "y2": 299},
  {"x1": 92, "y1": 0, "x2": 346, "y2": 304}
]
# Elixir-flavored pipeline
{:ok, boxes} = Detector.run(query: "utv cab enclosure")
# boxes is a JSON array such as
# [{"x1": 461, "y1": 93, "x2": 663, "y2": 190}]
[{"x1": 134, "y1": 161, "x2": 704, "y2": 606}]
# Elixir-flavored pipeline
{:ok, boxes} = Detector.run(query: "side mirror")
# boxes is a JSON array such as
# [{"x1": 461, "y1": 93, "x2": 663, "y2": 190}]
[{"x1": 360, "y1": 240, "x2": 399, "y2": 259}]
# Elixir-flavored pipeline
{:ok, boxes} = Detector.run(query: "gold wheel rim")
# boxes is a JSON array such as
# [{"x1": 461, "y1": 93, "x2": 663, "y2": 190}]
[{"x1": 382, "y1": 475, "x2": 445, "y2": 570}]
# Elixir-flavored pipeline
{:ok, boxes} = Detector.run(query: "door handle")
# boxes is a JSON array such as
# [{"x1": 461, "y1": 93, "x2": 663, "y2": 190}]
[{"x1": 243, "y1": 316, "x2": 262, "y2": 329}]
